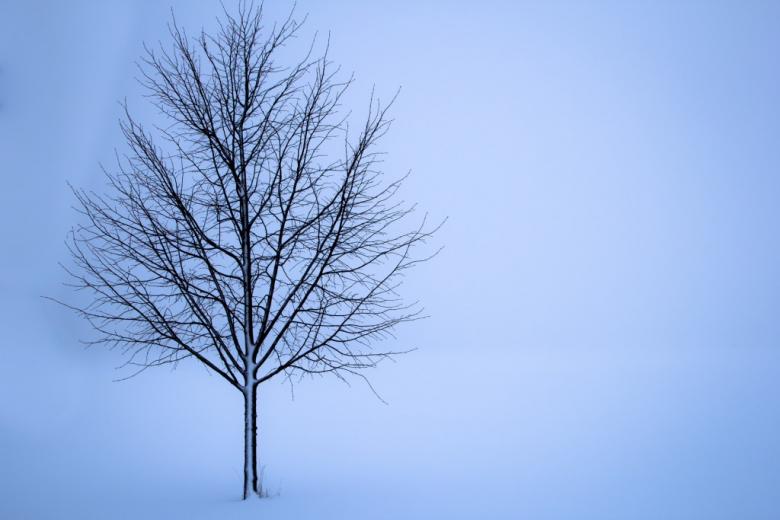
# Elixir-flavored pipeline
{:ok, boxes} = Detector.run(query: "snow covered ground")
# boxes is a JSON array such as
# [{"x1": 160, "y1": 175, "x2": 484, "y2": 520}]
[{"x1": 3, "y1": 292, "x2": 780, "y2": 519}]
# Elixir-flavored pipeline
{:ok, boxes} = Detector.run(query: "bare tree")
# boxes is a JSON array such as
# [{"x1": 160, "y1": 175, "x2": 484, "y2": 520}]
[{"x1": 58, "y1": 5, "x2": 438, "y2": 499}]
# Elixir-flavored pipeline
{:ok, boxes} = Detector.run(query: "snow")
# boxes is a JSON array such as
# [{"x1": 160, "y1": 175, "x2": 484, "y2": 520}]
[{"x1": 3, "y1": 299, "x2": 780, "y2": 519}]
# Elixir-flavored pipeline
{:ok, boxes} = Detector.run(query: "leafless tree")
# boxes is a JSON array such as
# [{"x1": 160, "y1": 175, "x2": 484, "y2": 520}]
[{"x1": 58, "y1": 4, "x2": 438, "y2": 499}]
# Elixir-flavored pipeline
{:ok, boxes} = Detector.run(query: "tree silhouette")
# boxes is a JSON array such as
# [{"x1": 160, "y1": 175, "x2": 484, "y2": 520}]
[{"x1": 59, "y1": 4, "x2": 438, "y2": 498}]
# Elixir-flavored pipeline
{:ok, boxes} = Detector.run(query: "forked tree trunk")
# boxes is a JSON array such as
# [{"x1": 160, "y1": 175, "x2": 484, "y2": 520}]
[{"x1": 243, "y1": 383, "x2": 259, "y2": 499}]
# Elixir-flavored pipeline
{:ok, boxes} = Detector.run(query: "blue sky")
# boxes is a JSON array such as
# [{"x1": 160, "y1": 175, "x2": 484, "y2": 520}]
[{"x1": 2, "y1": 1, "x2": 780, "y2": 518}]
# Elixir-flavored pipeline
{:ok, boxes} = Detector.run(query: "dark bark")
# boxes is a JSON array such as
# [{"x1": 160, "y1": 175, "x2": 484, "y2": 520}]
[{"x1": 243, "y1": 383, "x2": 259, "y2": 498}]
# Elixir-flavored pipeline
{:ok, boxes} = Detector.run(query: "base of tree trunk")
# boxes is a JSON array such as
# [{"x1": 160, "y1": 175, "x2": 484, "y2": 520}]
[{"x1": 243, "y1": 385, "x2": 260, "y2": 499}]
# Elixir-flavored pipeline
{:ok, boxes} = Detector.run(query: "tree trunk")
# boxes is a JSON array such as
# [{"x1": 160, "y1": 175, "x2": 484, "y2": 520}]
[{"x1": 243, "y1": 384, "x2": 259, "y2": 499}]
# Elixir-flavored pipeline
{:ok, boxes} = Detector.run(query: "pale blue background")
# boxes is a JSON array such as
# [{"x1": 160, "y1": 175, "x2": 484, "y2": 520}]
[{"x1": 2, "y1": 1, "x2": 780, "y2": 518}]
